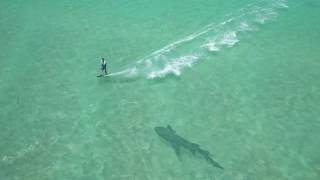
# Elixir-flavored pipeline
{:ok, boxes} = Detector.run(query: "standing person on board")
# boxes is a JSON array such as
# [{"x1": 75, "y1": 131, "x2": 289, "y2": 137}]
[{"x1": 101, "y1": 57, "x2": 108, "y2": 75}]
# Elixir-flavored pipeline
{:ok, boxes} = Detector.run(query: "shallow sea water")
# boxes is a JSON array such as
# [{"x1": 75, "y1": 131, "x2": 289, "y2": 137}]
[{"x1": 1, "y1": 0, "x2": 320, "y2": 179}]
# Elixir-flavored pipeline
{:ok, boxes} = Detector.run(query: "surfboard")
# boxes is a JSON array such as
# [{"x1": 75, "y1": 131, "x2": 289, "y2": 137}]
[{"x1": 96, "y1": 74, "x2": 110, "y2": 77}]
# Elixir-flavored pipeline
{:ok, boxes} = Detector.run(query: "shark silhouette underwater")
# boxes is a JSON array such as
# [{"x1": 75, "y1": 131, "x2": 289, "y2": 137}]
[{"x1": 155, "y1": 125, "x2": 223, "y2": 169}]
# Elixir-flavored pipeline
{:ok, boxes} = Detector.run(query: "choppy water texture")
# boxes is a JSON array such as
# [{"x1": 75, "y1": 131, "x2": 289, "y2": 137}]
[{"x1": 1, "y1": 0, "x2": 320, "y2": 179}]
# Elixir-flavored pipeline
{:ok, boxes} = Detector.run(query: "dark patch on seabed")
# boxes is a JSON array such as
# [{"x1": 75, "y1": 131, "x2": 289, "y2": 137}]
[{"x1": 155, "y1": 125, "x2": 224, "y2": 169}]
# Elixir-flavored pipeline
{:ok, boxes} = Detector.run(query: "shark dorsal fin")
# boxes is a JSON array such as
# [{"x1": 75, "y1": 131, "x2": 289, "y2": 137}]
[{"x1": 167, "y1": 125, "x2": 175, "y2": 133}]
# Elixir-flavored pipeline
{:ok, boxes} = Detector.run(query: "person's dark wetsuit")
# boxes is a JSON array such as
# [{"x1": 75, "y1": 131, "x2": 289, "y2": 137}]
[{"x1": 101, "y1": 58, "x2": 108, "y2": 75}]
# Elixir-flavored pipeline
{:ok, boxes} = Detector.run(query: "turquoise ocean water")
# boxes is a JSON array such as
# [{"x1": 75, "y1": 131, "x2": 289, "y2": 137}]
[{"x1": 1, "y1": 0, "x2": 320, "y2": 179}]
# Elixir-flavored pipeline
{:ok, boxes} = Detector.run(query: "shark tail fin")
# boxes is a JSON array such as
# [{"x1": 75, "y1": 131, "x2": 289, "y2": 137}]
[
  {"x1": 207, "y1": 157, "x2": 224, "y2": 169},
  {"x1": 199, "y1": 149, "x2": 223, "y2": 169}
]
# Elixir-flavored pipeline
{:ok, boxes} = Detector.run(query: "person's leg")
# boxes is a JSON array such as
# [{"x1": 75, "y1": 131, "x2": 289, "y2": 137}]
[{"x1": 104, "y1": 65, "x2": 108, "y2": 75}]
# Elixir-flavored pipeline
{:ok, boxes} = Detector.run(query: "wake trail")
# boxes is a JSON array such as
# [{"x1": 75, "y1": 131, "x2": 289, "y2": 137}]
[
  {"x1": 110, "y1": 0, "x2": 288, "y2": 79},
  {"x1": 107, "y1": 68, "x2": 138, "y2": 77}
]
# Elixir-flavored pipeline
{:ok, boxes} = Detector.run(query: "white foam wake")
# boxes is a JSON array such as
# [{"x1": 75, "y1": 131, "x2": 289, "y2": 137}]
[
  {"x1": 147, "y1": 55, "x2": 199, "y2": 79},
  {"x1": 115, "y1": 0, "x2": 288, "y2": 79}
]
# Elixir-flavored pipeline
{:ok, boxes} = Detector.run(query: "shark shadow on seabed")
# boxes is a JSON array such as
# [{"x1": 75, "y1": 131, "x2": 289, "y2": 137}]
[{"x1": 155, "y1": 125, "x2": 224, "y2": 169}]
